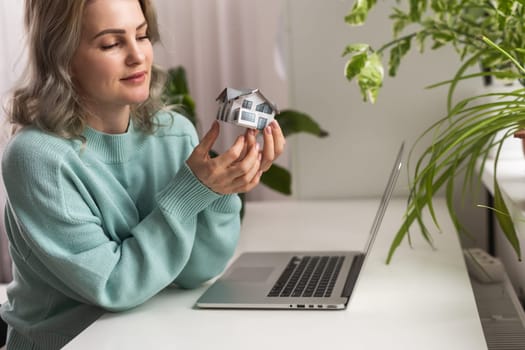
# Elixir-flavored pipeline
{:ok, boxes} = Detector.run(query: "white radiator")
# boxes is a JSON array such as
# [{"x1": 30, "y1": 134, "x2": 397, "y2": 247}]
[{"x1": 470, "y1": 273, "x2": 525, "y2": 349}]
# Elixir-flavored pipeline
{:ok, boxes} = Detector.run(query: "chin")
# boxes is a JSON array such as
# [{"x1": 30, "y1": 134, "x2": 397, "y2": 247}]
[{"x1": 128, "y1": 92, "x2": 151, "y2": 105}]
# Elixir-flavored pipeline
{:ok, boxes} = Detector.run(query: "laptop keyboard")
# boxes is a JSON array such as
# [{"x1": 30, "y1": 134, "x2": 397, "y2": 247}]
[{"x1": 267, "y1": 255, "x2": 345, "y2": 298}]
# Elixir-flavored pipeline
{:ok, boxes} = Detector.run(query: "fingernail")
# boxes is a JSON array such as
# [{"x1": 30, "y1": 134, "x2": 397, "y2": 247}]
[{"x1": 265, "y1": 126, "x2": 272, "y2": 134}]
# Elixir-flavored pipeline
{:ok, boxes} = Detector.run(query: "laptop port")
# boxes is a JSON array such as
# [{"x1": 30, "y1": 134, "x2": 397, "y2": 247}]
[{"x1": 297, "y1": 304, "x2": 305, "y2": 308}]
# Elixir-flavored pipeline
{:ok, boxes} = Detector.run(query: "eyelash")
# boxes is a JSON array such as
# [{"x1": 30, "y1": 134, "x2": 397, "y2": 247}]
[
  {"x1": 101, "y1": 35, "x2": 150, "y2": 51},
  {"x1": 101, "y1": 43, "x2": 119, "y2": 50}
]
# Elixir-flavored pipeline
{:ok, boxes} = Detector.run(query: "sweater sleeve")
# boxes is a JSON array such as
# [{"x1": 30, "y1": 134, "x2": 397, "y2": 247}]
[
  {"x1": 2, "y1": 127, "x2": 240, "y2": 312},
  {"x1": 155, "y1": 116, "x2": 242, "y2": 288},
  {"x1": 156, "y1": 163, "x2": 242, "y2": 289}
]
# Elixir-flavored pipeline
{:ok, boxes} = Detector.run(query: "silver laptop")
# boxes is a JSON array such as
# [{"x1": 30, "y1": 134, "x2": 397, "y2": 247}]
[{"x1": 196, "y1": 142, "x2": 404, "y2": 310}]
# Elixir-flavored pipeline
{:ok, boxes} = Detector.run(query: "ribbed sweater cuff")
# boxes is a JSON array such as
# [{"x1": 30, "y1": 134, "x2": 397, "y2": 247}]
[
  {"x1": 208, "y1": 194, "x2": 242, "y2": 214},
  {"x1": 156, "y1": 163, "x2": 222, "y2": 219},
  {"x1": 7, "y1": 326, "x2": 71, "y2": 350}
]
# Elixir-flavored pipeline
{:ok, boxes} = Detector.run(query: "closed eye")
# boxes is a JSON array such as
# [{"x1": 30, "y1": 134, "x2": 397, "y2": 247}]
[{"x1": 101, "y1": 43, "x2": 119, "y2": 50}]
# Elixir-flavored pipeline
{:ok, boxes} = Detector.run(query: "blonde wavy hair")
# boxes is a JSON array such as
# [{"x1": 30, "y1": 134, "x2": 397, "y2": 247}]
[{"x1": 8, "y1": 0, "x2": 166, "y2": 139}]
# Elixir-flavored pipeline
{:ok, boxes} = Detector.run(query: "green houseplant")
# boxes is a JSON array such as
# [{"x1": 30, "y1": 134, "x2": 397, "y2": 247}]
[
  {"x1": 162, "y1": 66, "x2": 328, "y2": 196},
  {"x1": 343, "y1": 0, "x2": 525, "y2": 262}
]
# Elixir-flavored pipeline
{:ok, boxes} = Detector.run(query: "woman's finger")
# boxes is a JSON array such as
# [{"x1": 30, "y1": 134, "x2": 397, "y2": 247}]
[
  {"x1": 215, "y1": 134, "x2": 246, "y2": 166},
  {"x1": 197, "y1": 121, "x2": 220, "y2": 156},
  {"x1": 231, "y1": 158, "x2": 262, "y2": 193},
  {"x1": 271, "y1": 120, "x2": 286, "y2": 157},
  {"x1": 229, "y1": 142, "x2": 260, "y2": 178},
  {"x1": 260, "y1": 125, "x2": 275, "y2": 171}
]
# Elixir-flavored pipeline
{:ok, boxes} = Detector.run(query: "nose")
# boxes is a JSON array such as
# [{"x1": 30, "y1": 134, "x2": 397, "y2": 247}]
[{"x1": 125, "y1": 41, "x2": 146, "y2": 66}]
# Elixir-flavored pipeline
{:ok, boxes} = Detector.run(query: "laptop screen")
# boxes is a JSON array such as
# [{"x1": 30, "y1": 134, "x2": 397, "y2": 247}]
[{"x1": 362, "y1": 142, "x2": 404, "y2": 255}]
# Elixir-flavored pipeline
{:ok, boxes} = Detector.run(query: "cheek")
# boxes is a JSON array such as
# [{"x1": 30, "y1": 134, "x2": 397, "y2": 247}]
[
  {"x1": 144, "y1": 44, "x2": 154, "y2": 67},
  {"x1": 70, "y1": 55, "x2": 82, "y2": 82},
  {"x1": 73, "y1": 59, "x2": 116, "y2": 91},
  {"x1": 70, "y1": 60, "x2": 90, "y2": 93}
]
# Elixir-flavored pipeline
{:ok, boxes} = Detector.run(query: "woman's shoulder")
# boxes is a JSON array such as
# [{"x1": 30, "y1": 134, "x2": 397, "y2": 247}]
[
  {"x1": 153, "y1": 110, "x2": 198, "y2": 138},
  {"x1": 2, "y1": 127, "x2": 79, "y2": 170}
]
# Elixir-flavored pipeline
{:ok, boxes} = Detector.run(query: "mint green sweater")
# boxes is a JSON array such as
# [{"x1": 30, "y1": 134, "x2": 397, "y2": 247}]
[{"x1": 0, "y1": 111, "x2": 241, "y2": 349}]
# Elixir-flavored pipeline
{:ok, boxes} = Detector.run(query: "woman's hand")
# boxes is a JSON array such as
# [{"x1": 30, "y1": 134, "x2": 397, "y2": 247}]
[
  {"x1": 260, "y1": 120, "x2": 286, "y2": 172},
  {"x1": 186, "y1": 120, "x2": 285, "y2": 194}
]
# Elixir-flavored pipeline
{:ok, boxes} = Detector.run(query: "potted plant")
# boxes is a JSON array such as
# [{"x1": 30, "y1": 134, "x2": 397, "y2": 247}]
[
  {"x1": 162, "y1": 66, "x2": 328, "y2": 198},
  {"x1": 343, "y1": 0, "x2": 525, "y2": 262}
]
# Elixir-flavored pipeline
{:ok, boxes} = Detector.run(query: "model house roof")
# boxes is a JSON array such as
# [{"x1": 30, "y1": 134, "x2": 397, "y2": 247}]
[{"x1": 216, "y1": 87, "x2": 279, "y2": 113}]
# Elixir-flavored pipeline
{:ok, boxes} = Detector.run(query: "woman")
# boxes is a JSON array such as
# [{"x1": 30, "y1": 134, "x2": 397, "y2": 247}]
[{"x1": 0, "y1": 0, "x2": 285, "y2": 348}]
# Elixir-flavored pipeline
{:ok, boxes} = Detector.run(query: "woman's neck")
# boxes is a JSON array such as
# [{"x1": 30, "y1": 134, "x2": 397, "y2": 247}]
[{"x1": 85, "y1": 105, "x2": 131, "y2": 134}]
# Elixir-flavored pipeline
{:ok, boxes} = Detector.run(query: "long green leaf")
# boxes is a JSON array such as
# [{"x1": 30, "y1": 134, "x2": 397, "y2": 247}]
[
  {"x1": 276, "y1": 110, "x2": 329, "y2": 138},
  {"x1": 260, "y1": 164, "x2": 292, "y2": 195},
  {"x1": 493, "y1": 181, "x2": 522, "y2": 260}
]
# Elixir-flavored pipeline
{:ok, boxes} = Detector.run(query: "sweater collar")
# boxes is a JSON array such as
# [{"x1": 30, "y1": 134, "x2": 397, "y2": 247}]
[{"x1": 82, "y1": 119, "x2": 144, "y2": 163}]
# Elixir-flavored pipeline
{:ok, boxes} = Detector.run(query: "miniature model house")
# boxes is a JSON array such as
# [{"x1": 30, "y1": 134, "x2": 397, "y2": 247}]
[{"x1": 216, "y1": 88, "x2": 279, "y2": 130}]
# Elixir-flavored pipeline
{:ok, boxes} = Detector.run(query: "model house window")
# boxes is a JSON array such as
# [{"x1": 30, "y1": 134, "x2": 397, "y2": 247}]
[
  {"x1": 256, "y1": 103, "x2": 273, "y2": 114},
  {"x1": 242, "y1": 100, "x2": 253, "y2": 109},
  {"x1": 257, "y1": 117, "x2": 268, "y2": 130},
  {"x1": 241, "y1": 111, "x2": 256, "y2": 122}
]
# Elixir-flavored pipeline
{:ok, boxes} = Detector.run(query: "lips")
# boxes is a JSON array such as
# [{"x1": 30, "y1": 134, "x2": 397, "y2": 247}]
[{"x1": 121, "y1": 71, "x2": 147, "y2": 82}]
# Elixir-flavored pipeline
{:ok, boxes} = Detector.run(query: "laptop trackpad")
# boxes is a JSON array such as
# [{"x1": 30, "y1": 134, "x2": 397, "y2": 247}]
[{"x1": 224, "y1": 267, "x2": 274, "y2": 282}]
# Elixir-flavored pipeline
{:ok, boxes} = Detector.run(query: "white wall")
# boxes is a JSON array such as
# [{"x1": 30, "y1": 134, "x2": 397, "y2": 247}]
[{"x1": 284, "y1": 0, "x2": 488, "y2": 248}]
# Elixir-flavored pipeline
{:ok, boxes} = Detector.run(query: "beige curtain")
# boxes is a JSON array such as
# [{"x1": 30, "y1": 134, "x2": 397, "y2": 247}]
[{"x1": 0, "y1": 1, "x2": 25, "y2": 282}]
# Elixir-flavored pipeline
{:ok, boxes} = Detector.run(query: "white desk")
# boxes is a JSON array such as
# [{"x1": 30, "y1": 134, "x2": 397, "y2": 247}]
[{"x1": 64, "y1": 199, "x2": 487, "y2": 350}]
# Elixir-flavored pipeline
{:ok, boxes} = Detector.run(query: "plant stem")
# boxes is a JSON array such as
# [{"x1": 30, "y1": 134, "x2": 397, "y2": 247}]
[{"x1": 482, "y1": 36, "x2": 525, "y2": 74}]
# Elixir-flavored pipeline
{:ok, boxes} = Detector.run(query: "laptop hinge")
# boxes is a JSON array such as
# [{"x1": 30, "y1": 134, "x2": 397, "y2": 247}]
[{"x1": 341, "y1": 255, "x2": 365, "y2": 298}]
